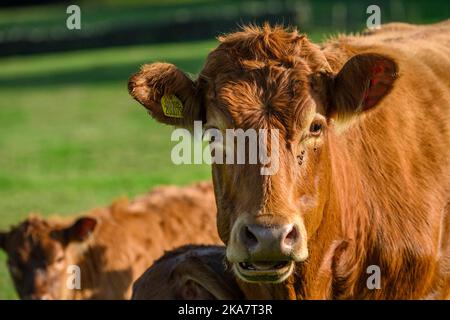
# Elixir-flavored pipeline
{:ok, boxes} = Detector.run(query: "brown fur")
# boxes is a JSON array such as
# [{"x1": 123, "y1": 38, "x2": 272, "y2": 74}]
[
  {"x1": 0, "y1": 182, "x2": 221, "y2": 299},
  {"x1": 132, "y1": 245, "x2": 243, "y2": 300},
  {"x1": 129, "y1": 21, "x2": 450, "y2": 299}
]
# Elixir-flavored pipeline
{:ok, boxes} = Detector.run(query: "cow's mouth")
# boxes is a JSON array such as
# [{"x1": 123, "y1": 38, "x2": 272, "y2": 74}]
[{"x1": 234, "y1": 261, "x2": 294, "y2": 283}]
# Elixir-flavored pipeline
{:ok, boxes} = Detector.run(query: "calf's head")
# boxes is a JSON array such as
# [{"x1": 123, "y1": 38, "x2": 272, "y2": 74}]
[
  {"x1": 129, "y1": 25, "x2": 397, "y2": 283},
  {"x1": 0, "y1": 216, "x2": 97, "y2": 299},
  {"x1": 132, "y1": 245, "x2": 242, "y2": 300}
]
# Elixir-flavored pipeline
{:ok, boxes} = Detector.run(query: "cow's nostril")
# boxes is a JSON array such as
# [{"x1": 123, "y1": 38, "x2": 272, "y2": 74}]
[
  {"x1": 242, "y1": 226, "x2": 258, "y2": 248},
  {"x1": 238, "y1": 223, "x2": 302, "y2": 259},
  {"x1": 283, "y1": 225, "x2": 298, "y2": 247}
]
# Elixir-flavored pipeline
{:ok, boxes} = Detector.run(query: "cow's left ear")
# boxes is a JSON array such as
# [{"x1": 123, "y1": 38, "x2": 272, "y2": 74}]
[
  {"x1": 61, "y1": 217, "x2": 97, "y2": 244},
  {"x1": 327, "y1": 53, "x2": 398, "y2": 122}
]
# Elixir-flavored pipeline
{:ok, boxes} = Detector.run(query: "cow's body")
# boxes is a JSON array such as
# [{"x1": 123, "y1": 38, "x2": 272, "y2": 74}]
[
  {"x1": 239, "y1": 21, "x2": 450, "y2": 299},
  {"x1": 129, "y1": 20, "x2": 450, "y2": 299},
  {"x1": 308, "y1": 21, "x2": 450, "y2": 299},
  {"x1": 0, "y1": 182, "x2": 221, "y2": 299}
]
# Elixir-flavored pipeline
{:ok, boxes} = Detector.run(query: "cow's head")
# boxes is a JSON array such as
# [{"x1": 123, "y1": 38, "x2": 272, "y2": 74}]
[
  {"x1": 129, "y1": 25, "x2": 397, "y2": 283},
  {"x1": 0, "y1": 216, "x2": 97, "y2": 299}
]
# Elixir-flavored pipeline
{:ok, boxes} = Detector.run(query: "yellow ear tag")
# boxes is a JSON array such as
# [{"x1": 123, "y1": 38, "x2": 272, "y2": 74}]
[{"x1": 161, "y1": 95, "x2": 184, "y2": 118}]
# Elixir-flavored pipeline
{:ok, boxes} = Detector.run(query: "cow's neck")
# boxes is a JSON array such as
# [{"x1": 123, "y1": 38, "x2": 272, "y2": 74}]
[
  {"x1": 60, "y1": 241, "x2": 104, "y2": 299},
  {"x1": 293, "y1": 130, "x2": 371, "y2": 299},
  {"x1": 297, "y1": 47, "x2": 379, "y2": 299}
]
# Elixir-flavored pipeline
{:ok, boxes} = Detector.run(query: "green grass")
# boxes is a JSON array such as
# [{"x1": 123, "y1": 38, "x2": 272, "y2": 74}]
[
  {"x1": 0, "y1": 39, "x2": 219, "y2": 222},
  {"x1": 0, "y1": 39, "x2": 219, "y2": 299}
]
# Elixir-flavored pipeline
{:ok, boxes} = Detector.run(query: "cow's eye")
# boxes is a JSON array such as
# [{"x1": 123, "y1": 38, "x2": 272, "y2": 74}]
[{"x1": 309, "y1": 121, "x2": 323, "y2": 136}]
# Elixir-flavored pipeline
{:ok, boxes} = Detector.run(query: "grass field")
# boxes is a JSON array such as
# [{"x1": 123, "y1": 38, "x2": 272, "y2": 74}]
[
  {"x1": 0, "y1": 31, "x2": 326, "y2": 299},
  {"x1": 0, "y1": 40, "x2": 219, "y2": 299}
]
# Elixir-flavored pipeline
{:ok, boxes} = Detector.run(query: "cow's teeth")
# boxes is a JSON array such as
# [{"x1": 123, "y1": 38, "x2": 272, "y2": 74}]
[{"x1": 239, "y1": 261, "x2": 288, "y2": 271}]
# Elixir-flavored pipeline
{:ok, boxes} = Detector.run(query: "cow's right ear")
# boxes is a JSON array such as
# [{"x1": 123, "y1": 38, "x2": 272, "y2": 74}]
[
  {"x1": 128, "y1": 63, "x2": 203, "y2": 130},
  {"x1": 0, "y1": 231, "x2": 7, "y2": 250},
  {"x1": 311, "y1": 53, "x2": 398, "y2": 128}
]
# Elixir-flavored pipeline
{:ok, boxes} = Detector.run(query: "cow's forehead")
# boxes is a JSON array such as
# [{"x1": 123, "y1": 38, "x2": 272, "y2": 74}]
[
  {"x1": 199, "y1": 24, "x2": 332, "y2": 133},
  {"x1": 8, "y1": 220, "x2": 60, "y2": 255},
  {"x1": 204, "y1": 64, "x2": 315, "y2": 136},
  {"x1": 201, "y1": 24, "x2": 328, "y2": 83},
  {"x1": 200, "y1": 34, "x2": 318, "y2": 131},
  {"x1": 11, "y1": 239, "x2": 61, "y2": 265}
]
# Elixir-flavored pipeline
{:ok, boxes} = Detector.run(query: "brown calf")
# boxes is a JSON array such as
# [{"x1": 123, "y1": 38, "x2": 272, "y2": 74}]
[
  {"x1": 129, "y1": 21, "x2": 450, "y2": 299},
  {"x1": 0, "y1": 182, "x2": 221, "y2": 299},
  {"x1": 132, "y1": 245, "x2": 243, "y2": 300}
]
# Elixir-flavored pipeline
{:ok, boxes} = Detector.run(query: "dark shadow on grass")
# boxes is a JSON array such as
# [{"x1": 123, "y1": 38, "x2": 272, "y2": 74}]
[{"x1": 0, "y1": 57, "x2": 204, "y2": 88}]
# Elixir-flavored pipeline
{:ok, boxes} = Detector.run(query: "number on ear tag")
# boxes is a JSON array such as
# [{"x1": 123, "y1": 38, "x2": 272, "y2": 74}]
[{"x1": 161, "y1": 95, "x2": 184, "y2": 118}]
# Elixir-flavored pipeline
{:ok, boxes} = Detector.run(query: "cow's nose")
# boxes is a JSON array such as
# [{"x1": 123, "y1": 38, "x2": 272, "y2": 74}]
[{"x1": 239, "y1": 223, "x2": 299, "y2": 260}]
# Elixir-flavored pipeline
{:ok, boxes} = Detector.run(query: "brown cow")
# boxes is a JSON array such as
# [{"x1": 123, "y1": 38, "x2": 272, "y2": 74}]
[
  {"x1": 0, "y1": 182, "x2": 221, "y2": 299},
  {"x1": 129, "y1": 21, "x2": 450, "y2": 299},
  {"x1": 132, "y1": 245, "x2": 243, "y2": 300}
]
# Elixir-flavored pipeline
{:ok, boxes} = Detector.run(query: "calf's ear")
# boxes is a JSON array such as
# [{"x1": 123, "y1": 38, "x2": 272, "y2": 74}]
[
  {"x1": 178, "y1": 279, "x2": 216, "y2": 300},
  {"x1": 173, "y1": 256, "x2": 239, "y2": 300},
  {"x1": 326, "y1": 53, "x2": 398, "y2": 123},
  {"x1": 128, "y1": 62, "x2": 203, "y2": 130},
  {"x1": 62, "y1": 217, "x2": 97, "y2": 244}
]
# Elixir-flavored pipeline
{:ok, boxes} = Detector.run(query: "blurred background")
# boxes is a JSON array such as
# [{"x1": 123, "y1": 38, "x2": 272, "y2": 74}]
[{"x1": 0, "y1": 0, "x2": 448, "y2": 299}]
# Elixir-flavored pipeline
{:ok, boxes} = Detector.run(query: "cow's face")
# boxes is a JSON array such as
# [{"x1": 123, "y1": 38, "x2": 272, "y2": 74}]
[
  {"x1": 0, "y1": 216, "x2": 97, "y2": 299},
  {"x1": 129, "y1": 25, "x2": 397, "y2": 283},
  {"x1": 199, "y1": 60, "x2": 329, "y2": 283}
]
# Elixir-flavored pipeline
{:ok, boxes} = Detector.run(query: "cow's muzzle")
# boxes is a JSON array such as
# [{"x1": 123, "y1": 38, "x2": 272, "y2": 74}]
[{"x1": 228, "y1": 222, "x2": 308, "y2": 283}]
